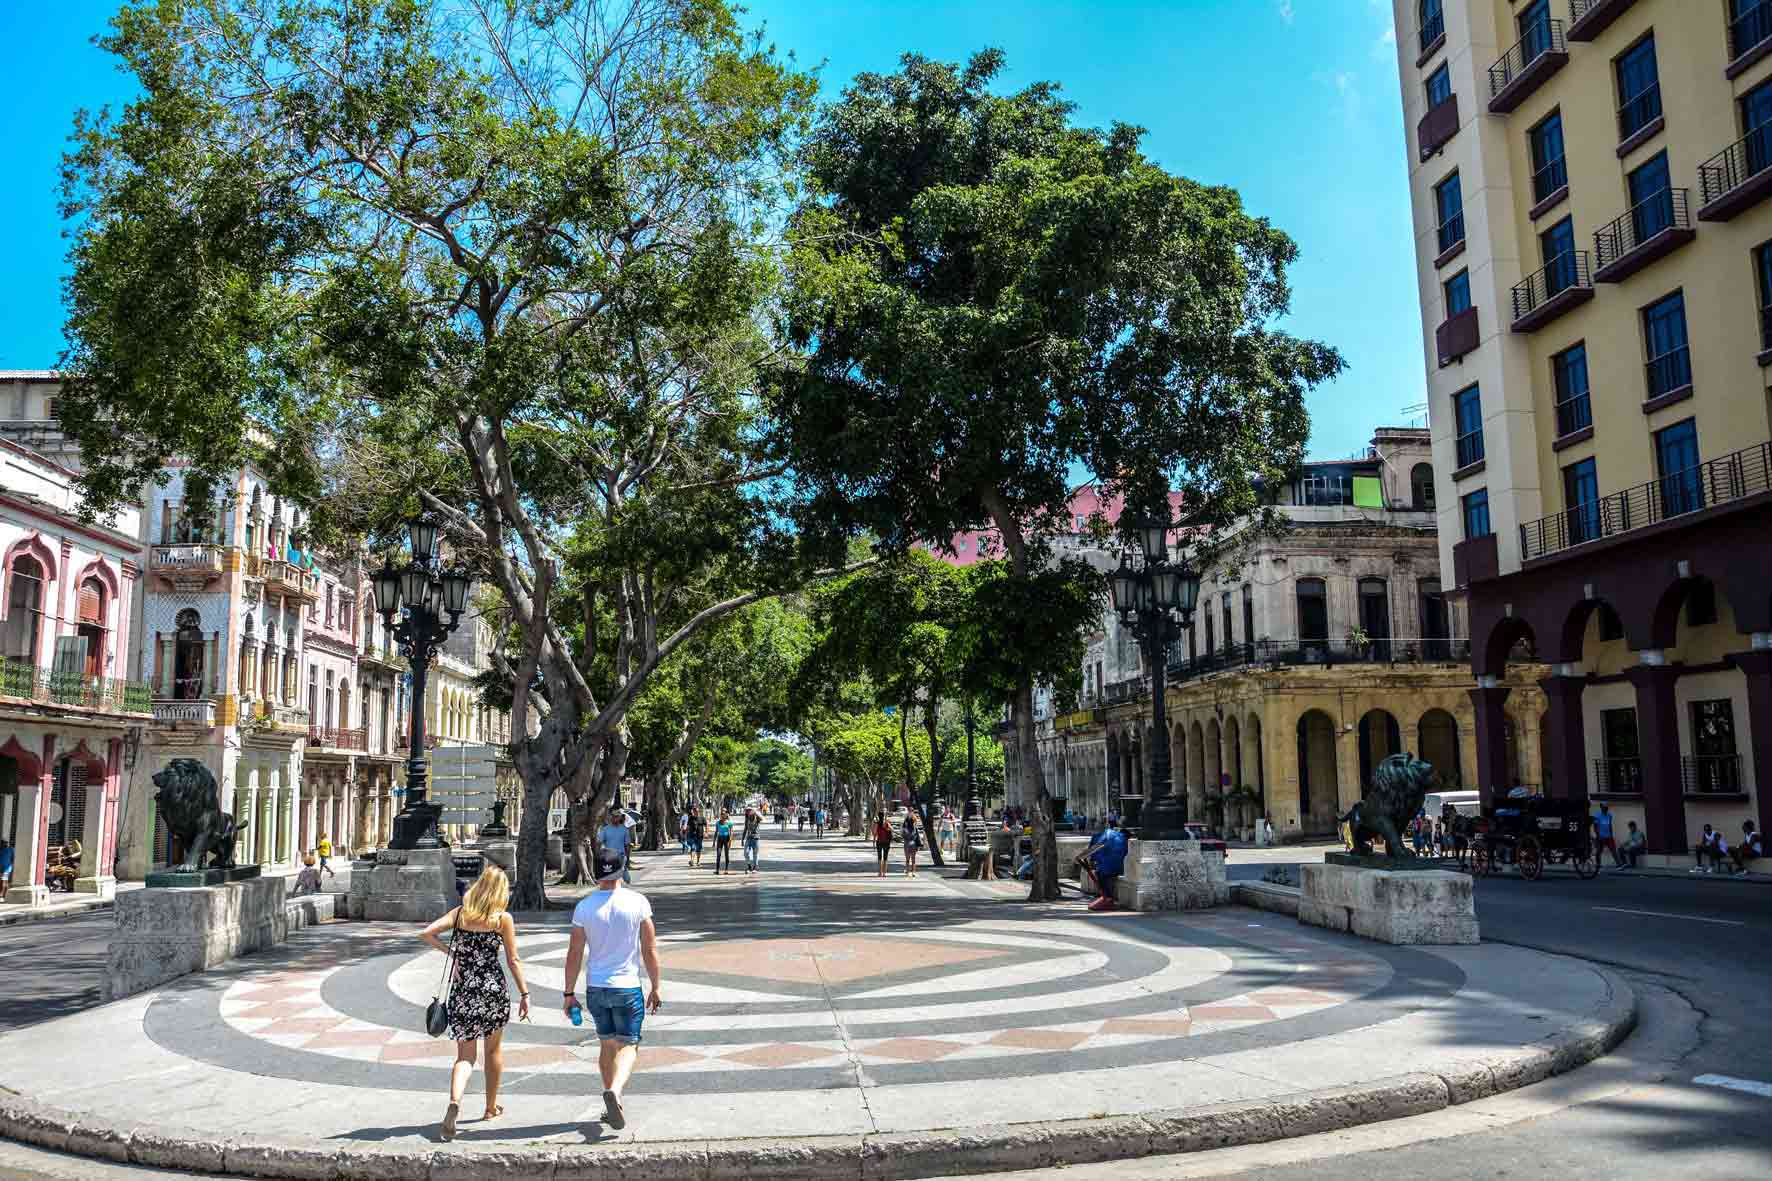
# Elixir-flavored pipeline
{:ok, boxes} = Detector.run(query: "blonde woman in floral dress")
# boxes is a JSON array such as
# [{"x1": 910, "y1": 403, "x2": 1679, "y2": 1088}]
[{"x1": 419, "y1": 866, "x2": 531, "y2": 1140}]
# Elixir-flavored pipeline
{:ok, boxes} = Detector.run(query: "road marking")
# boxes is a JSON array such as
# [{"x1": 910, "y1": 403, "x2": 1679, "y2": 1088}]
[
  {"x1": 1592, "y1": 906, "x2": 1745, "y2": 926},
  {"x1": 1694, "y1": 1074, "x2": 1772, "y2": 1098}
]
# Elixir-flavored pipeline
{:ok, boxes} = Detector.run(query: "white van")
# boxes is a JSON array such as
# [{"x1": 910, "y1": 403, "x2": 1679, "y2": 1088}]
[{"x1": 1424, "y1": 790, "x2": 1482, "y2": 818}]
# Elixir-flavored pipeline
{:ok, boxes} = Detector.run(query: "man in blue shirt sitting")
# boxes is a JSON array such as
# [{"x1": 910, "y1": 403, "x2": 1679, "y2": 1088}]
[{"x1": 1079, "y1": 817, "x2": 1129, "y2": 912}]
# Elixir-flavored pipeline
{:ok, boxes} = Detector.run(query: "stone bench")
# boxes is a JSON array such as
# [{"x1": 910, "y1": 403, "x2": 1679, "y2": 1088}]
[{"x1": 285, "y1": 892, "x2": 335, "y2": 930}]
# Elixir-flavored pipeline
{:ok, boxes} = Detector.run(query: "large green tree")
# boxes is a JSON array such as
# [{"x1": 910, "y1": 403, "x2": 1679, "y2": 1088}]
[
  {"x1": 58, "y1": 0, "x2": 844, "y2": 907},
  {"x1": 774, "y1": 51, "x2": 1341, "y2": 899}
]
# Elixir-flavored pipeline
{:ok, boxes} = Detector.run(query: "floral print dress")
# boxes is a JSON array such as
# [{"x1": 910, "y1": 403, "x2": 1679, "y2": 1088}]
[{"x1": 445, "y1": 927, "x2": 511, "y2": 1041}]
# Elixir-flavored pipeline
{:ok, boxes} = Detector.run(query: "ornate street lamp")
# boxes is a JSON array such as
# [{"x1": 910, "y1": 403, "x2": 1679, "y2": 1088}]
[
  {"x1": 374, "y1": 517, "x2": 472, "y2": 850},
  {"x1": 1109, "y1": 511, "x2": 1201, "y2": 839}
]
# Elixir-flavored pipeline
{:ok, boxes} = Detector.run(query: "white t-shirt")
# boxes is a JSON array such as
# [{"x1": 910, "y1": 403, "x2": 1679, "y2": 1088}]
[{"x1": 572, "y1": 886, "x2": 652, "y2": 988}]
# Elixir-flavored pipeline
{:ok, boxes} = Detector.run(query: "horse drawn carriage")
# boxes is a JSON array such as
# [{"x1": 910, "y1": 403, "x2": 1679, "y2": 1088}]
[{"x1": 1462, "y1": 794, "x2": 1598, "y2": 880}]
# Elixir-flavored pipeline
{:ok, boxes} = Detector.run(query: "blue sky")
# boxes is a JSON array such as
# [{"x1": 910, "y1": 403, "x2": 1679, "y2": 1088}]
[{"x1": 1, "y1": 0, "x2": 1420, "y2": 460}]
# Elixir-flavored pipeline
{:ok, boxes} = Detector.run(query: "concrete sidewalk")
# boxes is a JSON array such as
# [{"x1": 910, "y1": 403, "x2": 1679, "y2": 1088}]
[{"x1": 0, "y1": 829, "x2": 1634, "y2": 1179}]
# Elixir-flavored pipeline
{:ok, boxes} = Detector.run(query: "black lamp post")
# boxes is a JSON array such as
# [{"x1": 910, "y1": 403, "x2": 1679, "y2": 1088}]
[
  {"x1": 373, "y1": 518, "x2": 473, "y2": 851},
  {"x1": 1109, "y1": 517, "x2": 1201, "y2": 840}
]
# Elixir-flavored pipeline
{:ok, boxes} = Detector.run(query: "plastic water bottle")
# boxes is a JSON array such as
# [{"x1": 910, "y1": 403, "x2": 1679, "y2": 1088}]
[{"x1": 568, "y1": 999, "x2": 583, "y2": 1027}]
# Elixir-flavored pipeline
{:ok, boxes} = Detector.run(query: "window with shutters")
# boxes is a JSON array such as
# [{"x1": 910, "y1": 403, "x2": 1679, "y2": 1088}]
[
  {"x1": 76, "y1": 575, "x2": 106, "y2": 679},
  {"x1": 172, "y1": 609, "x2": 206, "y2": 700},
  {"x1": 2, "y1": 555, "x2": 45, "y2": 663}
]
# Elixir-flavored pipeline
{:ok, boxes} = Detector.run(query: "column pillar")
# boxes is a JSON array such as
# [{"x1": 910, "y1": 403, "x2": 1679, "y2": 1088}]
[
  {"x1": 1469, "y1": 682, "x2": 1512, "y2": 808},
  {"x1": 1538, "y1": 668, "x2": 1589, "y2": 802},
  {"x1": 1730, "y1": 641, "x2": 1772, "y2": 840},
  {"x1": 75, "y1": 740, "x2": 119, "y2": 898},
  {"x1": 1624, "y1": 656, "x2": 1686, "y2": 856},
  {"x1": 4, "y1": 737, "x2": 55, "y2": 906},
  {"x1": 243, "y1": 767, "x2": 261, "y2": 865}
]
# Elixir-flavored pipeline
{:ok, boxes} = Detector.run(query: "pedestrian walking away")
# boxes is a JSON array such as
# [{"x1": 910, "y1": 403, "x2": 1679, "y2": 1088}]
[
  {"x1": 742, "y1": 806, "x2": 761, "y2": 872},
  {"x1": 713, "y1": 809, "x2": 734, "y2": 874},
  {"x1": 419, "y1": 866, "x2": 531, "y2": 1141},
  {"x1": 902, "y1": 811, "x2": 922, "y2": 876},
  {"x1": 562, "y1": 848, "x2": 663, "y2": 1132},
  {"x1": 316, "y1": 834, "x2": 334, "y2": 878},
  {"x1": 597, "y1": 806, "x2": 633, "y2": 883},
  {"x1": 873, "y1": 812, "x2": 894, "y2": 877}
]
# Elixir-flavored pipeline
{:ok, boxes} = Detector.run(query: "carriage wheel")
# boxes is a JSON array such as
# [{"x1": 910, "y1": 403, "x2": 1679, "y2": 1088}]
[
  {"x1": 1518, "y1": 836, "x2": 1544, "y2": 881},
  {"x1": 1573, "y1": 841, "x2": 1600, "y2": 880},
  {"x1": 1472, "y1": 841, "x2": 1493, "y2": 877}
]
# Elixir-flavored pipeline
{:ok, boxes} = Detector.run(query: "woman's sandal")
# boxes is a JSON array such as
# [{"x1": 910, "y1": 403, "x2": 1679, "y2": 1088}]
[
  {"x1": 441, "y1": 1101, "x2": 460, "y2": 1141},
  {"x1": 482, "y1": 1104, "x2": 504, "y2": 1121}
]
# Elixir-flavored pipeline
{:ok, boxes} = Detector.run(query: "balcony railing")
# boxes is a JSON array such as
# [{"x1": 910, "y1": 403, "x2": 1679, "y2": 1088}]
[
  {"x1": 1532, "y1": 155, "x2": 1568, "y2": 206},
  {"x1": 152, "y1": 698, "x2": 217, "y2": 727},
  {"x1": 1436, "y1": 210, "x2": 1465, "y2": 258},
  {"x1": 262, "y1": 560, "x2": 320, "y2": 601},
  {"x1": 1569, "y1": 0, "x2": 1639, "y2": 43},
  {"x1": 1645, "y1": 345, "x2": 1692, "y2": 401},
  {"x1": 308, "y1": 725, "x2": 368, "y2": 751},
  {"x1": 1684, "y1": 754, "x2": 1744, "y2": 794},
  {"x1": 1420, "y1": 9, "x2": 1445, "y2": 56},
  {"x1": 1511, "y1": 251, "x2": 1594, "y2": 332},
  {"x1": 1616, "y1": 82, "x2": 1662, "y2": 144},
  {"x1": 1418, "y1": 94, "x2": 1460, "y2": 161},
  {"x1": 359, "y1": 642, "x2": 405, "y2": 671},
  {"x1": 1455, "y1": 428, "x2": 1485, "y2": 470},
  {"x1": 1164, "y1": 636, "x2": 1472, "y2": 684},
  {"x1": 1698, "y1": 124, "x2": 1772, "y2": 221},
  {"x1": 1592, "y1": 757, "x2": 1643, "y2": 794},
  {"x1": 1593, "y1": 188, "x2": 1694, "y2": 283},
  {"x1": 1521, "y1": 440, "x2": 1772, "y2": 561},
  {"x1": 0, "y1": 658, "x2": 153, "y2": 714},
  {"x1": 1728, "y1": 0, "x2": 1772, "y2": 72},
  {"x1": 1555, "y1": 391, "x2": 1593, "y2": 439},
  {"x1": 1488, "y1": 19, "x2": 1568, "y2": 114}
]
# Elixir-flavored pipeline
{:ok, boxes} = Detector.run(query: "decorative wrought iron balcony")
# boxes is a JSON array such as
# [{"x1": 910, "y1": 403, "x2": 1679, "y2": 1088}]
[
  {"x1": 1698, "y1": 124, "x2": 1772, "y2": 221},
  {"x1": 1164, "y1": 637, "x2": 1471, "y2": 684},
  {"x1": 1520, "y1": 440, "x2": 1772, "y2": 562},
  {"x1": 0, "y1": 658, "x2": 153, "y2": 714},
  {"x1": 308, "y1": 725, "x2": 368, "y2": 751},
  {"x1": 1593, "y1": 188, "x2": 1694, "y2": 283},
  {"x1": 1592, "y1": 757, "x2": 1643, "y2": 794},
  {"x1": 1511, "y1": 251, "x2": 1595, "y2": 332},
  {"x1": 1683, "y1": 754, "x2": 1743, "y2": 794},
  {"x1": 1488, "y1": 19, "x2": 1568, "y2": 114}
]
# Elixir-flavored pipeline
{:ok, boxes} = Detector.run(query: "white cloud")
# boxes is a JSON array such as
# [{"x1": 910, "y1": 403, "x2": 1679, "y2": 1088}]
[
  {"x1": 1372, "y1": 26, "x2": 1397, "y2": 62},
  {"x1": 1278, "y1": 0, "x2": 1295, "y2": 24}
]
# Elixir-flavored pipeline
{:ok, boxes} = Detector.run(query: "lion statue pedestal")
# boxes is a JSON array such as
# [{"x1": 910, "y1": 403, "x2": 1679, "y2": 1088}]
[
  {"x1": 107, "y1": 759, "x2": 289, "y2": 1001},
  {"x1": 1299, "y1": 752, "x2": 1479, "y2": 946}
]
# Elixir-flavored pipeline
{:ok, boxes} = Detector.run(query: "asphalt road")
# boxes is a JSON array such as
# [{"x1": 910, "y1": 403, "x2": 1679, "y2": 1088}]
[{"x1": 0, "y1": 910, "x2": 110, "y2": 1034}]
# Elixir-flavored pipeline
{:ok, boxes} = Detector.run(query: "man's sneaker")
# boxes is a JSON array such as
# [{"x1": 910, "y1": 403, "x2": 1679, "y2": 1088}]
[{"x1": 602, "y1": 1088, "x2": 626, "y2": 1130}]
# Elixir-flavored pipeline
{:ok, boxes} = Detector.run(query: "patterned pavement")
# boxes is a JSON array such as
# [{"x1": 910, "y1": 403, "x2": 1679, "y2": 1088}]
[{"x1": 0, "y1": 828, "x2": 1622, "y2": 1145}]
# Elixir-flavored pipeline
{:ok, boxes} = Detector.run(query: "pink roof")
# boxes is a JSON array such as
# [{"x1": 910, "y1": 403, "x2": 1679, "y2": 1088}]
[{"x1": 935, "y1": 483, "x2": 1185, "y2": 566}]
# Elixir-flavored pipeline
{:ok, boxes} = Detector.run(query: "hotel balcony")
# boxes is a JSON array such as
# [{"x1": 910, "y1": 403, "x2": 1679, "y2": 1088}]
[
  {"x1": 1519, "y1": 440, "x2": 1772, "y2": 563},
  {"x1": 261, "y1": 559, "x2": 321, "y2": 602},
  {"x1": 308, "y1": 725, "x2": 368, "y2": 752},
  {"x1": 149, "y1": 544, "x2": 226, "y2": 590},
  {"x1": 1487, "y1": 20, "x2": 1568, "y2": 115},
  {"x1": 1697, "y1": 126, "x2": 1772, "y2": 221},
  {"x1": 1436, "y1": 305, "x2": 1479, "y2": 368},
  {"x1": 1592, "y1": 189, "x2": 1694, "y2": 283},
  {"x1": 1511, "y1": 252, "x2": 1594, "y2": 333},
  {"x1": 1417, "y1": 94, "x2": 1459, "y2": 161},
  {"x1": 1568, "y1": 0, "x2": 1638, "y2": 42},
  {"x1": 150, "y1": 697, "x2": 217, "y2": 728},
  {"x1": 0, "y1": 659, "x2": 153, "y2": 717}
]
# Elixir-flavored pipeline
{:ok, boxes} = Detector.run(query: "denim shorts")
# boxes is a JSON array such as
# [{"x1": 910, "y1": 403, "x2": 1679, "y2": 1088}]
[{"x1": 586, "y1": 985, "x2": 645, "y2": 1044}]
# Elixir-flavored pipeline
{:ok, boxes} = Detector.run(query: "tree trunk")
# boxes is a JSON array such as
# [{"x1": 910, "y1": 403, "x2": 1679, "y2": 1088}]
[
  {"x1": 845, "y1": 779, "x2": 863, "y2": 836},
  {"x1": 922, "y1": 702, "x2": 946, "y2": 868},
  {"x1": 512, "y1": 774, "x2": 553, "y2": 910},
  {"x1": 641, "y1": 770, "x2": 666, "y2": 851}
]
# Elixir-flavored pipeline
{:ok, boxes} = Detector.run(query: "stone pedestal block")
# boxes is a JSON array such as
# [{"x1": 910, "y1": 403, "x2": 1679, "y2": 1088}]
[
  {"x1": 73, "y1": 875, "x2": 117, "y2": 900},
  {"x1": 546, "y1": 835, "x2": 565, "y2": 872},
  {"x1": 478, "y1": 840, "x2": 517, "y2": 879},
  {"x1": 1056, "y1": 835, "x2": 1092, "y2": 882},
  {"x1": 105, "y1": 876, "x2": 289, "y2": 1001},
  {"x1": 348, "y1": 848, "x2": 457, "y2": 922},
  {"x1": 1299, "y1": 863, "x2": 1479, "y2": 945},
  {"x1": 1114, "y1": 839, "x2": 1230, "y2": 912}
]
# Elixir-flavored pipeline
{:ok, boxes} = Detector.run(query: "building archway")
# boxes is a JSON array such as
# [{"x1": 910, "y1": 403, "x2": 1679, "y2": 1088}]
[
  {"x1": 1224, "y1": 715, "x2": 1243, "y2": 787},
  {"x1": 1417, "y1": 708, "x2": 1461, "y2": 786},
  {"x1": 1244, "y1": 712, "x2": 1265, "y2": 803},
  {"x1": 1296, "y1": 710, "x2": 1339, "y2": 833},
  {"x1": 1204, "y1": 717, "x2": 1222, "y2": 794},
  {"x1": 1358, "y1": 709, "x2": 1402, "y2": 786}
]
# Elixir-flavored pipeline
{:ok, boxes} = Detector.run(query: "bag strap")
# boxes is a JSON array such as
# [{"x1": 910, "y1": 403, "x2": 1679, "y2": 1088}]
[{"x1": 437, "y1": 908, "x2": 461, "y2": 996}]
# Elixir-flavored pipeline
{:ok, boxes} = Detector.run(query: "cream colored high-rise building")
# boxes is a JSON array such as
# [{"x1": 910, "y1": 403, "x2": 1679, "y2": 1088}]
[{"x1": 1391, "y1": 0, "x2": 1772, "y2": 859}]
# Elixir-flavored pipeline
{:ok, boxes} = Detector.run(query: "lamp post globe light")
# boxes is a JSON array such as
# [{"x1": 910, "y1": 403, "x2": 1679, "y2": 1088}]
[
  {"x1": 1109, "y1": 515, "x2": 1201, "y2": 840},
  {"x1": 373, "y1": 517, "x2": 473, "y2": 851}
]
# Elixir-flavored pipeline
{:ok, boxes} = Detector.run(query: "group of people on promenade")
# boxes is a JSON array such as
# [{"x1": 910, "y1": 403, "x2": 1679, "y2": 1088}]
[{"x1": 672, "y1": 805, "x2": 764, "y2": 873}]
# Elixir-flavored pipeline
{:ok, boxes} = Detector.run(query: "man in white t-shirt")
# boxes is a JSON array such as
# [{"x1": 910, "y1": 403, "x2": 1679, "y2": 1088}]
[{"x1": 563, "y1": 848, "x2": 662, "y2": 1130}]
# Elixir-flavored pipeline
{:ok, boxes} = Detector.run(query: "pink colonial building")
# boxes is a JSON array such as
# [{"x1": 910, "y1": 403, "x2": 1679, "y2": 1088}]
[
  {"x1": 0, "y1": 436, "x2": 151, "y2": 906},
  {"x1": 939, "y1": 482, "x2": 1188, "y2": 567}
]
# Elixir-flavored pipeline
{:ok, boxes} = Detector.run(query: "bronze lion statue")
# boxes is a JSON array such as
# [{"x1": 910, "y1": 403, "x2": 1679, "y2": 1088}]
[
  {"x1": 152, "y1": 758, "x2": 249, "y2": 871},
  {"x1": 1337, "y1": 752, "x2": 1435, "y2": 858}
]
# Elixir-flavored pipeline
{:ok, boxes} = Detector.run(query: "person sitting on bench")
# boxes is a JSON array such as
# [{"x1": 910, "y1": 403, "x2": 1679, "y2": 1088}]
[
  {"x1": 1728, "y1": 820, "x2": 1764, "y2": 876},
  {"x1": 1076, "y1": 816, "x2": 1128, "y2": 912},
  {"x1": 1692, "y1": 824, "x2": 1729, "y2": 874}
]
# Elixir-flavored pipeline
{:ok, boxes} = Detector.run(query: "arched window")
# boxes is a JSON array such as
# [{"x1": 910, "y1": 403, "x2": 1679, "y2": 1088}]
[
  {"x1": 3, "y1": 555, "x2": 45, "y2": 664},
  {"x1": 1296, "y1": 578, "x2": 1328, "y2": 645},
  {"x1": 74, "y1": 575, "x2": 109, "y2": 680},
  {"x1": 1410, "y1": 462, "x2": 1436, "y2": 510},
  {"x1": 173, "y1": 609, "x2": 206, "y2": 700}
]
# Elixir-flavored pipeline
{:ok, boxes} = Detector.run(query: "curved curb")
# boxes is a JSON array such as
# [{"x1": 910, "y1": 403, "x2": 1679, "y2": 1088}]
[{"x1": 0, "y1": 967, "x2": 1637, "y2": 1181}]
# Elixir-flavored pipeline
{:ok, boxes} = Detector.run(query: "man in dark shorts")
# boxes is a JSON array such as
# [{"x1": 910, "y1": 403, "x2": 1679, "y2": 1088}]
[{"x1": 563, "y1": 849, "x2": 662, "y2": 1130}]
